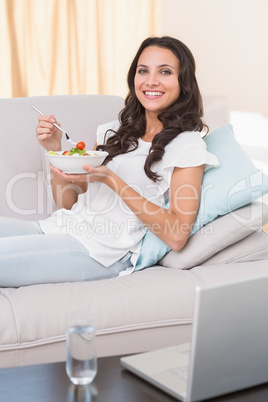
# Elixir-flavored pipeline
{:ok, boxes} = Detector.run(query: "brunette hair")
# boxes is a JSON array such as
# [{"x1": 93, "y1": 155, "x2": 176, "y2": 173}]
[{"x1": 97, "y1": 36, "x2": 206, "y2": 181}]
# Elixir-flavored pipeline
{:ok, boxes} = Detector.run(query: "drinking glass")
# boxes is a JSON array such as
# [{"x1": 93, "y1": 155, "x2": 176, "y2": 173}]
[{"x1": 66, "y1": 311, "x2": 97, "y2": 385}]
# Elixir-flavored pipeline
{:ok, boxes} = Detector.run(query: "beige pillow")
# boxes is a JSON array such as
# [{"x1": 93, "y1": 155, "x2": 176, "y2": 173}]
[
  {"x1": 200, "y1": 229, "x2": 268, "y2": 265},
  {"x1": 159, "y1": 201, "x2": 268, "y2": 270}
]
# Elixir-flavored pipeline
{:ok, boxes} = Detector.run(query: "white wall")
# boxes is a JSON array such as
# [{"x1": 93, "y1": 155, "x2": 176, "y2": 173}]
[{"x1": 161, "y1": 0, "x2": 268, "y2": 116}]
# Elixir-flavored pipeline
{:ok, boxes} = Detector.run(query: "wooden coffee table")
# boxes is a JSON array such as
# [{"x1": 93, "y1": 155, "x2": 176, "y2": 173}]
[{"x1": 0, "y1": 355, "x2": 268, "y2": 401}]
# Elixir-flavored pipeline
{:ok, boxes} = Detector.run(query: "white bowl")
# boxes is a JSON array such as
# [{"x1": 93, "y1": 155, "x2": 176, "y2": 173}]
[{"x1": 46, "y1": 150, "x2": 109, "y2": 174}]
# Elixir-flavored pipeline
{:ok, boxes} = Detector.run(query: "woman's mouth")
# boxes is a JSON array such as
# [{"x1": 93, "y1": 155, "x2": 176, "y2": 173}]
[{"x1": 143, "y1": 91, "x2": 165, "y2": 98}]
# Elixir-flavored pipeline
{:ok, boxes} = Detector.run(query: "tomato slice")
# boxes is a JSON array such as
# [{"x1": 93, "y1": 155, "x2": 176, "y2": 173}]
[
  {"x1": 62, "y1": 150, "x2": 68, "y2": 155},
  {"x1": 76, "y1": 141, "x2": 86, "y2": 150}
]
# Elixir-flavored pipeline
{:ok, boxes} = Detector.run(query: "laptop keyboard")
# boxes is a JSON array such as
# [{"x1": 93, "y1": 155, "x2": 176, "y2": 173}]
[{"x1": 167, "y1": 365, "x2": 189, "y2": 381}]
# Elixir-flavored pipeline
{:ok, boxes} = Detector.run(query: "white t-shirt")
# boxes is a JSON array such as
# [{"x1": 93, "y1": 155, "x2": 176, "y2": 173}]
[{"x1": 40, "y1": 120, "x2": 219, "y2": 271}]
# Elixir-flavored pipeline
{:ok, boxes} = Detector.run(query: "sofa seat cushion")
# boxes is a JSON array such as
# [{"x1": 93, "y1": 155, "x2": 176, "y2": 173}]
[{"x1": 1, "y1": 260, "x2": 268, "y2": 368}]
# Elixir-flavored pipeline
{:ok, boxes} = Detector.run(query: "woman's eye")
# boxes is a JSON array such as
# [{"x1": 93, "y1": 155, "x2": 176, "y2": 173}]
[
  {"x1": 137, "y1": 68, "x2": 148, "y2": 74},
  {"x1": 161, "y1": 69, "x2": 172, "y2": 75}
]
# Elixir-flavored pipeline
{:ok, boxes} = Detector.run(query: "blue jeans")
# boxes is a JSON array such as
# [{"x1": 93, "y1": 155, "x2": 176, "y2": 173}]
[{"x1": 0, "y1": 217, "x2": 132, "y2": 287}]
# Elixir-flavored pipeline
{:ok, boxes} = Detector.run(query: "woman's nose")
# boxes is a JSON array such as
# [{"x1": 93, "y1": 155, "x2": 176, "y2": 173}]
[{"x1": 146, "y1": 72, "x2": 159, "y2": 86}]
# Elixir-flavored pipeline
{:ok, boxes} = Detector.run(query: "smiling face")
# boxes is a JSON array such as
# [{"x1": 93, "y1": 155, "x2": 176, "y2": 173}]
[{"x1": 134, "y1": 46, "x2": 180, "y2": 117}]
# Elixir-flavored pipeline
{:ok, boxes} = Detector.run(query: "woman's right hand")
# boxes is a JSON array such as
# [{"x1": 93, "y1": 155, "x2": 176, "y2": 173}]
[{"x1": 36, "y1": 114, "x2": 62, "y2": 151}]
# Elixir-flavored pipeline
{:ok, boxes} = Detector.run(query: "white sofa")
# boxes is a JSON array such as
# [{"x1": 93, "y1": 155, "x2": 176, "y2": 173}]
[{"x1": 0, "y1": 94, "x2": 268, "y2": 369}]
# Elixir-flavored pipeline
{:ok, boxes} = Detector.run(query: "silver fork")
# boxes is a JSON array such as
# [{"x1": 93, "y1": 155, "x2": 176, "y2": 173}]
[{"x1": 31, "y1": 105, "x2": 76, "y2": 146}]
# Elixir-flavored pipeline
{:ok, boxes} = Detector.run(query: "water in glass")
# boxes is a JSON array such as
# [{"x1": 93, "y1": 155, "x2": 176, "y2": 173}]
[{"x1": 66, "y1": 324, "x2": 97, "y2": 385}]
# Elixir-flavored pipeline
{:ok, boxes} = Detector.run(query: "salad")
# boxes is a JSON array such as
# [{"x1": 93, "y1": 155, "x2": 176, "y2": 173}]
[{"x1": 47, "y1": 142, "x2": 99, "y2": 157}]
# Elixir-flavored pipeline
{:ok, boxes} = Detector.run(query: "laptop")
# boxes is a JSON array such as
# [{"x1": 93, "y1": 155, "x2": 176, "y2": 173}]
[{"x1": 121, "y1": 274, "x2": 268, "y2": 401}]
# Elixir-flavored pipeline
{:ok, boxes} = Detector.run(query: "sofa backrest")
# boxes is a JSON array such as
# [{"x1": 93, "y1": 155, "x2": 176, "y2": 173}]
[
  {"x1": 0, "y1": 94, "x2": 229, "y2": 221},
  {"x1": 0, "y1": 94, "x2": 125, "y2": 220}
]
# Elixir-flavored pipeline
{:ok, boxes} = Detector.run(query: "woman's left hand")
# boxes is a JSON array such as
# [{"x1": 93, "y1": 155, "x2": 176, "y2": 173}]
[
  {"x1": 82, "y1": 164, "x2": 115, "y2": 185},
  {"x1": 50, "y1": 164, "x2": 116, "y2": 186}
]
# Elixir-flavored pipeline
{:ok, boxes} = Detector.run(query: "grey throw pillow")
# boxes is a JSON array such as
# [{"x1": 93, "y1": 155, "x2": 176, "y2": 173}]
[{"x1": 159, "y1": 200, "x2": 268, "y2": 270}]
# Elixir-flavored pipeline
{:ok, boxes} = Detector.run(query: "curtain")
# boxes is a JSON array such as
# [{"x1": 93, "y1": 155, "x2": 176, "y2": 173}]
[
  {"x1": 0, "y1": 0, "x2": 161, "y2": 98},
  {"x1": 258, "y1": 0, "x2": 268, "y2": 117}
]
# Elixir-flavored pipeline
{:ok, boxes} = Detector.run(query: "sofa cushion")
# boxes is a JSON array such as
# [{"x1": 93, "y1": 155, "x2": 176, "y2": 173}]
[
  {"x1": 192, "y1": 124, "x2": 268, "y2": 231},
  {"x1": 2, "y1": 259, "x2": 268, "y2": 369},
  {"x1": 200, "y1": 229, "x2": 268, "y2": 265},
  {"x1": 159, "y1": 201, "x2": 268, "y2": 270},
  {"x1": 135, "y1": 124, "x2": 268, "y2": 270}
]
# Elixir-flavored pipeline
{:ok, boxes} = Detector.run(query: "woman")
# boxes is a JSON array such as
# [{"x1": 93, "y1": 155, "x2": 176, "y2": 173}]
[{"x1": 0, "y1": 36, "x2": 219, "y2": 287}]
